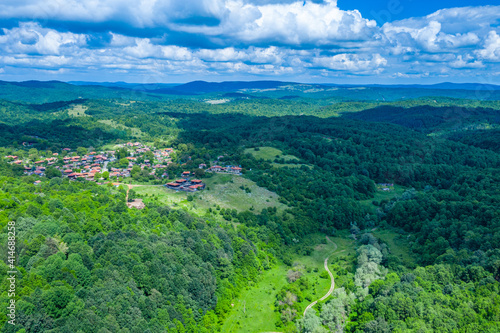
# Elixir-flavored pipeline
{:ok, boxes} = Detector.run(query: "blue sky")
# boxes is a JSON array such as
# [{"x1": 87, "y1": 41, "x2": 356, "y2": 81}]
[
  {"x1": 339, "y1": 0, "x2": 496, "y2": 23},
  {"x1": 0, "y1": 0, "x2": 499, "y2": 84}
]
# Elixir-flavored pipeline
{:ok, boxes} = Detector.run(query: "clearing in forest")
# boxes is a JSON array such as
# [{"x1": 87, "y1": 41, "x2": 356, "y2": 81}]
[
  {"x1": 195, "y1": 173, "x2": 289, "y2": 212},
  {"x1": 244, "y1": 147, "x2": 312, "y2": 169},
  {"x1": 221, "y1": 233, "x2": 356, "y2": 333},
  {"x1": 67, "y1": 104, "x2": 89, "y2": 117},
  {"x1": 98, "y1": 119, "x2": 145, "y2": 137},
  {"x1": 244, "y1": 146, "x2": 299, "y2": 161},
  {"x1": 372, "y1": 228, "x2": 416, "y2": 266},
  {"x1": 129, "y1": 174, "x2": 288, "y2": 215}
]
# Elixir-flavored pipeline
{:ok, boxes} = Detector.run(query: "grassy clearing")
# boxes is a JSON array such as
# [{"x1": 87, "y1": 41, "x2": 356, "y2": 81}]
[
  {"x1": 100, "y1": 143, "x2": 122, "y2": 151},
  {"x1": 271, "y1": 163, "x2": 312, "y2": 169},
  {"x1": 359, "y1": 184, "x2": 406, "y2": 211},
  {"x1": 133, "y1": 185, "x2": 188, "y2": 205},
  {"x1": 221, "y1": 232, "x2": 356, "y2": 333},
  {"x1": 99, "y1": 119, "x2": 145, "y2": 137},
  {"x1": 131, "y1": 185, "x2": 232, "y2": 224},
  {"x1": 129, "y1": 173, "x2": 287, "y2": 216},
  {"x1": 221, "y1": 264, "x2": 288, "y2": 333},
  {"x1": 293, "y1": 232, "x2": 356, "y2": 311},
  {"x1": 244, "y1": 146, "x2": 299, "y2": 162},
  {"x1": 372, "y1": 228, "x2": 416, "y2": 266},
  {"x1": 67, "y1": 105, "x2": 88, "y2": 117},
  {"x1": 195, "y1": 173, "x2": 288, "y2": 212}
]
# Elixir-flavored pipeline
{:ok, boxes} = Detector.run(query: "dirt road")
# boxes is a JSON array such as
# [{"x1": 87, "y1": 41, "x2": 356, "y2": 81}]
[{"x1": 303, "y1": 236, "x2": 337, "y2": 316}]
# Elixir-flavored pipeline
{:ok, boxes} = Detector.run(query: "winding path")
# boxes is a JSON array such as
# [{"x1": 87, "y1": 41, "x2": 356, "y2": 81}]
[{"x1": 303, "y1": 236, "x2": 338, "y2": 316}]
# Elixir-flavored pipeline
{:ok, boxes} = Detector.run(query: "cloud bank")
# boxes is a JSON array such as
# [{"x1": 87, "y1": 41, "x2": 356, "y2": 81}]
[{"x1": 0, "y1": 0, "x2": 499, "y2": 82}]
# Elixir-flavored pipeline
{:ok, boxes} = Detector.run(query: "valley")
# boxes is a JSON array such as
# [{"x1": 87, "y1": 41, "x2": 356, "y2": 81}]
[{"x1": 0, "y1": 80, "x2": 499, "y2": 333}]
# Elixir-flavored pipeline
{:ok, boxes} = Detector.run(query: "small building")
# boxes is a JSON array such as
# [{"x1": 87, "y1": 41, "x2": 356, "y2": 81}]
[
  {"x1": 229, "y1": 166, "x2": 242, "y2": 174},
  {"x1": 127, "y1": 199, "x2": 145, "y2": 209}
]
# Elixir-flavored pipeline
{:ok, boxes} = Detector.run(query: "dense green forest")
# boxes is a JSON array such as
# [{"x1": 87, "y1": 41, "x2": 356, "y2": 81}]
[{"x1": 0, "y1": 82, "x2": 499, "y2": 332}]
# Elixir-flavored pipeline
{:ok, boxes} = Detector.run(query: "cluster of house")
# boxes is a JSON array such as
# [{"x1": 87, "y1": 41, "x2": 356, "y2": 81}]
[
  {"x1": 62, "y1": 152, "x2": 111, "y2": 180},
  {"x1": 165, "y1": 171, "x2": 206, "y2": 192},
  {"x1": 6, "y1": 154, "x2": 59, "y2": 177},
  {"x1": 6, "y1": 143, "x2": 245, "y2": 192},
  {"x1": 204, "y1": 165, "x2": 243, "y2": 175},
  {"x1": 6, "y1": 143, "x2": 175, "y2": 182}
]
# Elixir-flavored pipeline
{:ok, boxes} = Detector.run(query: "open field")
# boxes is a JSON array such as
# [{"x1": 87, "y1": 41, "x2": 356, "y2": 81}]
[
  {"x1": 372, "y1": 228, "x2": 416, "y2": 266},
  {"x1": 98, "y1": 119, "x2": 145, "y2": 137},
  {"x1": 244, "y1": 146, "x2": 299, "y2": 162},
  {"x1": 195, "y1": 173, "x2": 288, "y2": 212},
  {"x1": 133, "y1": 185, "x2": 188, "y2": 206},
  {"x1": 221, "y1": 264, "x2": 288, "y2": 333},
  {"x1": 67, "y1": 104, "x2": 88, "y2": 117},
  {"x1": 243, "y1": 146, "x2": 312, "y2": 169},
  {"x1": 130, "y1": 173, "x2": 287, "y2": 216}
]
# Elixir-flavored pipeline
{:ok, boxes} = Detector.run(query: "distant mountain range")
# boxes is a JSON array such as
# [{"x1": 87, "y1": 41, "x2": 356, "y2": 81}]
[
  {"x1": 68, "y1": 80, "x2": 500, "y2": 93},
  {"x1": 70, "y1": 80, "x2": 292, "y2": 94},
  {"x1": 1, "y1": 79, "x2": 500, "y2": 103},
  {"x1": 337, "y1": 82, "x2": 500, "y2": 91}
]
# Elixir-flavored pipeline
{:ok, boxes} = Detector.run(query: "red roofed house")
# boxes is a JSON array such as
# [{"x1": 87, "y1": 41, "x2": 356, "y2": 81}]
[{"x1": 230, "y1": 167, "x2": 242, "y2": 174}]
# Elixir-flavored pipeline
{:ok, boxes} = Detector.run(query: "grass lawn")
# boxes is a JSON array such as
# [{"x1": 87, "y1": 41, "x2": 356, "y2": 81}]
[
  {"x1": 133, "y1": 185, "x2": 188, "y2": 205},
  {"x1": 244, "y1": 146, "x2": 299, "y2": 162},
  {"x1": 221, "y1": 232, "x2": 356, "y2": 333}
]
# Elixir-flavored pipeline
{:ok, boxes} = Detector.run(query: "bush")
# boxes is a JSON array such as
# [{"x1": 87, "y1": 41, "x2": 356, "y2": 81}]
[{"x1": 319, "y1": 271, "x2": 329, "y2": 279}]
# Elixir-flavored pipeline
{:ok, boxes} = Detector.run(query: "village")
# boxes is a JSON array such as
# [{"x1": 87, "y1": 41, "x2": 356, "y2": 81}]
[{"x1": 5, "y1": 141, "x2": 243, "y2": 193}]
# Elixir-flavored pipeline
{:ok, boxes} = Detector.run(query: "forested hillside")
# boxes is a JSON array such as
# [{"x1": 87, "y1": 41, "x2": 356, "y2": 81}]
[{"x1": 0, "y1": 82, "x2": 499, "y2": 332}]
